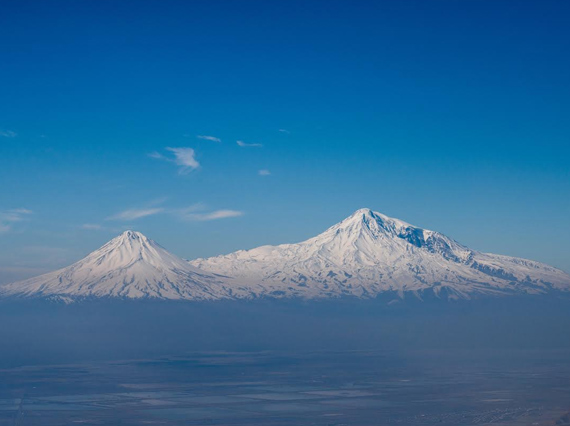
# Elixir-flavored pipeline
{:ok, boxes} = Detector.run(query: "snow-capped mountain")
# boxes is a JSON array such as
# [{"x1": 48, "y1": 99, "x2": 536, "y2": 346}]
[
  {"x1": 0, "y1": 231, "x2": 233, "y2": 301},
  {"x1": 3, "y1": 210, "x2": 569, "y2": 302},
  {"x1": 191, "y1": 208, "x2": 570, "y2": 300}
]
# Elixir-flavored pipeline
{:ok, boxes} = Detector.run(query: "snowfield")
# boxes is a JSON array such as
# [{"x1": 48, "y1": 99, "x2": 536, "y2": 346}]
[
  {"x1": 191, "y1": 208, "x2": 570, "y2": 300},
  {"x1": 2, "y1": 209, "x2": 569, "y2": 302},
  {"x1": 0, "y1": 231, "x2": 236, "y2": 301}
]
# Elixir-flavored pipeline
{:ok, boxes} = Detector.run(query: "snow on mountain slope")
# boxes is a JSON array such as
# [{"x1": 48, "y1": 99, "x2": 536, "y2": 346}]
[
  {"x1": 190, "y1": 208, "x2": 570, "y2": 300},
  {"x1": 0, "y1": 231, "x2": 234, "y2": 301},
  {"x1": 3, "y1": 210, "x2": 569, "y2": 302}
]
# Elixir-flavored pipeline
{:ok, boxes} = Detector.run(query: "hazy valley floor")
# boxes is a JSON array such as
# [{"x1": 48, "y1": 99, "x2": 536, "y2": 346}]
[
  {"x1": 0, "y1": 297, "x2": 569, "y2": 425},
  {"x1": 1, "y1": 350, "x2": 570, "y2": 426}
]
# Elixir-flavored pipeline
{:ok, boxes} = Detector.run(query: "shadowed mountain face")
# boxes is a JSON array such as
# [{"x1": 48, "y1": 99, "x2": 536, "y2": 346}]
[{"x1": 2, "y1": 210, "x2": 569, "y2": 302}]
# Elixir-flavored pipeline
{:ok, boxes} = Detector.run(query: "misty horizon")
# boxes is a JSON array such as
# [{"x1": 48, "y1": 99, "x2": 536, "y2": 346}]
[{"x1": 1, "y1": 1, "x2": 569, "y2": 425}]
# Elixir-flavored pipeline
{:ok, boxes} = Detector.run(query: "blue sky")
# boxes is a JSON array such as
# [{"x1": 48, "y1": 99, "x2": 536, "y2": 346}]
[{"x1": 1, "y1": 0, "x2": 569, "y2": 283}]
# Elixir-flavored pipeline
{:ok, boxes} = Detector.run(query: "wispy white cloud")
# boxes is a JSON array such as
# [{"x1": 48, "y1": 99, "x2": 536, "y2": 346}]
[
  {"x1": 147, "y1": 151, "x2": 165, "y2": 160},
  {"x1": 175, "y1": 203, "x2": 206, "y2": 216},
  {"x1": 0, "y1": 130, "x2": 17, "y2": 138},
  {"x1": 8, "y1": 208, "x2": 32, "y2": 215},
  {"x1": 0, "y1": 208, "x2": 32, "y2": 233},
  {"x1": 166, "y1": 147, "x2": 200, "y2": 173},
  {"x1": 183, "y1": 209, "x2": 244, "y2": 221},
  {"x1": 149, "y1": 147, "x2": 200, "y2": 174},
  {"x1": 237, "y1": 140, "x2": 263, "y2": 148},
  {"x1": 258, "y1": 169, "x2": 271, "y2": 176},
  {"x1": 108, "y1": 201, "x2": 242, "y2": 224},
  {"x1": 175, "y1": 204, "x2": 244, "y2": 221},
  {"x1": 278, "y1": 129, "x2": 290, "y2": 134},
  {"x1": 197, "y1": 135, "x2": 221, "y2": 143},
  {"x1": 108, "y1": 208, "x2": 164, "y2": 221}
]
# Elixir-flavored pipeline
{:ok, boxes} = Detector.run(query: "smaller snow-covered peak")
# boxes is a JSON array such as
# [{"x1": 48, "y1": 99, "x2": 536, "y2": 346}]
[
  {"x1": 121, "y1": 230, "x2": 142, "y2": 238},
  {"x1": 115, "y1": 230, "x2": 150, "y2": 243},
  {"x1": 95, "y1": 230, "x2": 160, "y2": 264},
  {"x1": 108, "y1": 230, "x2": 160, "y2": 250},
  {"x1": 0, "y1": 230, "x2": 232, "y2": 301}
]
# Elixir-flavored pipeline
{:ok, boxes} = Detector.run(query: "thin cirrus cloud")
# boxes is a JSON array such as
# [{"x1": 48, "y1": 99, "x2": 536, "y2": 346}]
[
  {"x1": 167, "y1": 147, "x2": 200, "y2": 173},
  {"x1": 0, "y1": 208, "x2": 32, "y2": 233},
  {"x1": 258, "y1": 169, "x2": 271, "y2": 176},
  {"x1": 236, "y1": 140, "x2": 263, "y2": 148},
  {"x1": 197, "y1": 135, "x2": 221, "y2": 143},
  {"x1": 108, "y1": 203, "x2": 243, "y2": 223},
  {"x1": 179, "y1": 209, "x2": 244, "y2": 221},
  {"x1": 149, "y1": 147, "x2": 200, "y2": 174},
  {"x1": 175, "y1": 204, "x2": 244, "y2": 221},
  {"x1": 108, "y1": 208, "x2": 165, "y2": 221},
  {"x1": 278, "y1": 129, "x2": 290, "y2": 134},
  {"x1": 0, "y1": 130, "x2": 17, "y2": 138}
]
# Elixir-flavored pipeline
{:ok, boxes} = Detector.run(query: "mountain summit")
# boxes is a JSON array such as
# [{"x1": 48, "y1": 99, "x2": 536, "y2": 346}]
[
  {"x1": 191, "y1": 208, "x2": 570, "y2": 300},
  {"x1": 3, "y1": 211, "x2": 570, "y2": 302},
  {"x1": 0, "y1": 230, "x2": 231, "y2": 301}
]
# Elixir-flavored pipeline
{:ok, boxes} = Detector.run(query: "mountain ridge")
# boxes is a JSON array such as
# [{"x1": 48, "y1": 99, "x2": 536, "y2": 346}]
[
  {"x1": 2, "y1": 209, "x2": 569, "y2": 302},
  {"x1": 191, "y1": 208, "x2": 570, "y2": 300}
]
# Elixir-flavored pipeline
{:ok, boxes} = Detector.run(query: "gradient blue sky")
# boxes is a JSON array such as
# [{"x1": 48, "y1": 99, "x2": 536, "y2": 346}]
[{"x1": 1, "y1": 0, "x2": 569, "y2": 283}]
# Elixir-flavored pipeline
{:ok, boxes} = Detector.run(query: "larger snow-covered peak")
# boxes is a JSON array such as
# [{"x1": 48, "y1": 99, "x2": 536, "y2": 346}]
[
  {"x1": 335, "y1": 208, "x2": 413, "y2": 231},
  {"x1": 315, "y1": 208, "x2": 440, "y2": 245},
  {"x1": 318, "y1": 208, "x2": 397, "y2": 240},
  {"x1": 191, "y1": 208, "x2": 570, "y2": 300},
  {"x1": 295, "y1": 208, "x2": 472, "y2": 266},
  {"x1": 3, "y1": 210, "x2": 569, "y2": 303}
]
